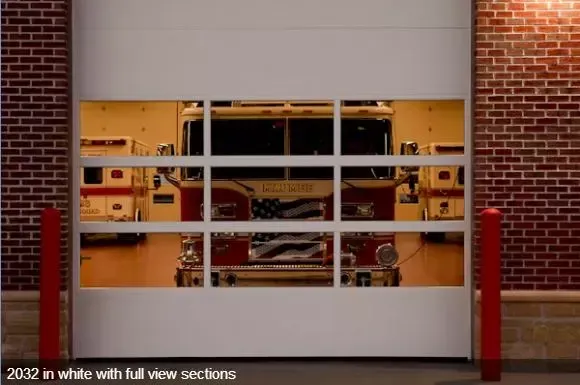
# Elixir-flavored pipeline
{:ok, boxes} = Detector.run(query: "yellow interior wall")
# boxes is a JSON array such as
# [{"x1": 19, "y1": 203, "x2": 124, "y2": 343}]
[
  {"x1": 392, "y1": 100, "x2": 465, "y2": 145},
  {"x1": 80, "y1": 102, "x2": 182, "y2": 221},
  {"x1": 391, "y1": 100, "x2": 465, "y2": 221}
]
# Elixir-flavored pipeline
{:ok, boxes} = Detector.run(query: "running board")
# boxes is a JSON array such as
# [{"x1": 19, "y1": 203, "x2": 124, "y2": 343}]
[{"x1": 175, "y1": 266, "x2": 401, "y2": 288}]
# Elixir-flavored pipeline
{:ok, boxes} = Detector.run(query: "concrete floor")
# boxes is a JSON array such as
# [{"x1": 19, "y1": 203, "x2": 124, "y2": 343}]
[
  {"x1": 80, "y1": 233, "x2": 464, "y2": 287},
  {"x1": 4, "y1": 362, "x2": 580, "y2": 384}
]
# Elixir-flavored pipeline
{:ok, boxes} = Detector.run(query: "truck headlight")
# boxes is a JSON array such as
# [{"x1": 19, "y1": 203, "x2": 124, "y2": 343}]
[
  {"x1": 356, "y1": 204, "x2": 374, "y2": 217},
  {"x1": 180, "y1": 239, "x2": 200, "y2": 265},
  {"x1": 201, "y1": 203, "x2": 237, "y2": 219},
  {"x1": 375, "y1": 244, "x2": 399, "y2": 267},
  {"x1": 341, "y1": 203, "x2": 374, "y2": 218},
  {"x1": 211, "y1": 232, "x2": 235, "y2": 240}
]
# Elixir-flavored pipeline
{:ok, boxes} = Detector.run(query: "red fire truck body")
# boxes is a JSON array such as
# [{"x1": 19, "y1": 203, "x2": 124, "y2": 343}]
[
  {"x1": 159, "y1": 101, "x2": 409, "y2": 287},
  {"x1": 179, "y1": 182, "x2": 396, "y2": 267}
]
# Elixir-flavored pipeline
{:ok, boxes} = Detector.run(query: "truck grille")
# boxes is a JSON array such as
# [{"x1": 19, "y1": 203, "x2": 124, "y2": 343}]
[{"x1": 178, "y1": 264, "x2": 389, "y2": 271}]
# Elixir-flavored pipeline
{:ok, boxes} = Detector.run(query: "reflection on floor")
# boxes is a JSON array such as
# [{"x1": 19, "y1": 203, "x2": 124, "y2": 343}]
[{"x1": 80, "y1": 234, "x2": 464, "y2": 287}]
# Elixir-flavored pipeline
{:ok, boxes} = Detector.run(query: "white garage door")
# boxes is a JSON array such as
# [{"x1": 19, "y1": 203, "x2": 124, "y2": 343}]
[{"x1": 73, "y1": 0, "x2": 472, "y2": 358}]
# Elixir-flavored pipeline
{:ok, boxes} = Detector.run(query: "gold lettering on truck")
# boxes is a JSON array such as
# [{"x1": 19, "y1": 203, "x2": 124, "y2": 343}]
[
  {"x1": 80, "y1": 209, "x2": 100, "y2": 215},
  {"x1": 80, "y1": 200, "x2": 100, "y2": 214},
  {"x1": 261, "y1": 183, "x2": 314, "y2": 193}
]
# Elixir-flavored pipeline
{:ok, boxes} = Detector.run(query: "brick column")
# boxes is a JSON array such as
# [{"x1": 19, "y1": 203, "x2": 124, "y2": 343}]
[
  {"x1": 1, "y1": 0, "x2": 71, "y2": 359},
  {"x1": 474, "y1": 0, "x2": 580, "y2": 361}
]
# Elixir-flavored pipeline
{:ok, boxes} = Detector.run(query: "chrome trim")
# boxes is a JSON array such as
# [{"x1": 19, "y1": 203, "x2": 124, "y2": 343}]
[
  {"x1": 211, "y1": 232, "x2": 236, "y2": 240},
  {"x1": 341, "y1": 202, "x2": 375, "y2": 219},
  {"x1": 375, "y1": 243, "x2": 399, "y2": 267},
  {"x1": 200, "y1": 203, "x2": 237, "y2": 220}
]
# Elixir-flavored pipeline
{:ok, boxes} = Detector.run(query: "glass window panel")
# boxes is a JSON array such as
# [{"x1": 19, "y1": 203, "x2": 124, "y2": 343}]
[{"x1": 339, "y1": 232, "x2": 464, "y2": 288}]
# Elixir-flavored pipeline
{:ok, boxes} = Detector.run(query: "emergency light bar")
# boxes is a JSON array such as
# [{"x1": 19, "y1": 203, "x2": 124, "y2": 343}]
[
  {"x1": 80, "y1": 139, "x2": 127, "y2": 146},
  {"x1": 182, "y1": 105, "x2": 394, "y2": 118},
  {"x1": 238, "y1": 101, "x2": 333, "y2": 107}
]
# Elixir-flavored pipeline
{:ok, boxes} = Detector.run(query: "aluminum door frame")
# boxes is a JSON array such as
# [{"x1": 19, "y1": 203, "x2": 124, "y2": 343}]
[{"x1": 72, "y1": 99, "x2": 472, "y2": 358}]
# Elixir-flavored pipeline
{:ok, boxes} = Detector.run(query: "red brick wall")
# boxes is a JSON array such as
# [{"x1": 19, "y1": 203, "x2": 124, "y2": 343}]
[
  {"x1": 1, "y1": 0, "x2": 70, "y2": 290},
  {"x1": 475, "y1": 0, "x2": 580, "y2": 290}
]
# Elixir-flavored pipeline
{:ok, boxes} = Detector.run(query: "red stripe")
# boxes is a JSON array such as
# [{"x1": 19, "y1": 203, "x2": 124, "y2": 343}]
[
  {"x1": 80, "y1": 187, "x2": 134, "y2": 196},
  {"x1": 434, "y1": 145, "x2": 464, "y2": 153},
  {"x1": 422, "y1": 189, "x2": 464, "y2": 198}
]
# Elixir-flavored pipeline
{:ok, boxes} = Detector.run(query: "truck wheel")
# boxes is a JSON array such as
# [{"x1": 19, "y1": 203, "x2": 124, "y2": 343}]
[
  {"x1": 392, "y1": 270, "x2": 402, "y2": 287},
  {"x1": 118, "y1": 233, "x2": 138, "y2": 244},
  {"x1": 119, "y1": 209, "x2": 143, "y2": 244},
  {"x1": 175, "y1": 271, "x2": 184, "y2": 287},
  {"x1": 134, "y1": 209, "x2": 146, "y2": 242},
  {"x1": 429, "y1": 232, "x2": 446, "y2": 243},
  {"x1": 422, "y1": 209, "x2": 446, "y2": 243}
]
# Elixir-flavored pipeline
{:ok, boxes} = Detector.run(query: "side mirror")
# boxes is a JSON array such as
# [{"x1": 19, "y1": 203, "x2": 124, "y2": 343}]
[
  {"x1": 400, "y1": 141, "x2": 420, "y2": 174},
  {"x1": 157, "y1": 143, "x2": 175, "y2": 156},
  {"x1": 408, "y1": 175, "x2": 417, "y2": 194},
  {"x1": 153, "y1": 175, "x2": 162, "y2": 189},
  {"x1": 400, "y1": 141, "x2": 419, "y2": 156},
  {"x1": 156, "y1": 143, "x2": 176, "y2": 174}
]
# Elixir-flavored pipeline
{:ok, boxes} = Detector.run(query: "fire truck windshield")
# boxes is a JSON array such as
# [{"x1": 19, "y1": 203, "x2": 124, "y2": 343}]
[{"x1": 181, "y1": 118, "x2": 393, "y2": 180}]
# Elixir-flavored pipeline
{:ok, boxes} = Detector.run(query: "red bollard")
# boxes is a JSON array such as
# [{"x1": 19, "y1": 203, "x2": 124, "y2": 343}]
[
  {"x1": 480, "y1": 208, "x2": 502, "y2": 382},
  {"x1": 39, "y1": 208, "x2": 61, "y2": 365}
]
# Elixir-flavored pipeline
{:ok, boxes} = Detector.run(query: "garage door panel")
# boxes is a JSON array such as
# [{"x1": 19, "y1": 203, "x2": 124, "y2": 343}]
[
  {"x1": 74, "y1": 288, "x2": 469, "y2": 357},
  {"x1": 74, "y1": 0, "x2": 472, "y2": 360},
  {"x1": 76, "y1": 29, "x2": 470, "y2": 100},
  {"x1": 75, "y1": 0, "x2": 470, "y2": 31}
]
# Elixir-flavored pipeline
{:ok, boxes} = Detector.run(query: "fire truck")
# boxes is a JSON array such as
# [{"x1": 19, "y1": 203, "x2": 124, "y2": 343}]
[
  {"x1": 80, "y1": 136, "x2": 151, "y2": 244},
  {"x1": 156, "y1": 101, "x2": 417, "y2": 287},
  {"x1": 417, "y1": 143, "x2": 465, "y2": 243}
]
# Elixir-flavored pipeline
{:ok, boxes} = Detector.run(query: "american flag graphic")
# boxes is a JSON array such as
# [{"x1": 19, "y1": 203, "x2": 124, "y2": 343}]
[
  {"x1": 250, "y1": 198, "x2": 325, "y2": 261},
  {"x1": 251, "y1": 198, "x2": 324, "y2": 220}
]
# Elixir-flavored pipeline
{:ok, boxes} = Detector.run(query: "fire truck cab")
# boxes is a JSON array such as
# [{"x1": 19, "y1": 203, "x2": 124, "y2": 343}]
[
  {"x1": 412, "y1": 143, "x2": 464, "y2": 242},
  {"x1": 156, "y1": 101, "x2": 417, "y2": 287},
  {"x1": 80, "y1": 136, "x2": 151, "y2": 243}
]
